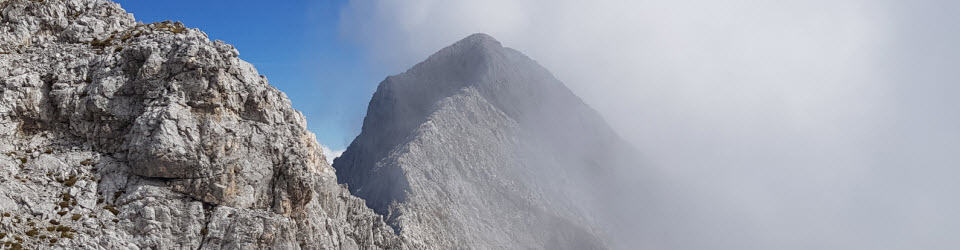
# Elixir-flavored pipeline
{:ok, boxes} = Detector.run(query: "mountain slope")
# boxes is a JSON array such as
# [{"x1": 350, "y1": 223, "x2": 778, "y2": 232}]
[
  {"x1": 335, "y1": 33, "x2": 636, "y2": 249},
  {"x1": 0, "y1": 0, "x2": 399, "y2": 248}
]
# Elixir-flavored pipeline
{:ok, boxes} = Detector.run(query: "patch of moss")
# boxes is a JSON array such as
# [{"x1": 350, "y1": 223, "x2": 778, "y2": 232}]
[
  {"x1": 152, "y1": 21, "x2": 188, "y2": 34},
  {"x1": 46, "y1": 226, "x2": 55, "y2": 232},
  {"x1": 119, "y1": 31, "x2": 133, "y2": 42},
  {"x1": 1, "y1": 212, "x2": 8, "y2": 217},
  {"x1": 89, "y1": 36, "x2": 113, "y2": 49},
  {"x1": 80, "y1": 159, "x2": 94, "y2": 166},
  {"x1": 0, "y1": 232, "x2": 5, "y2": 238},
  {"x1": 63, "y1": 175, "x2": 78, "y2": 187},
  {"x1": 49, "y1": 238, "x2": 57, "y2": 243},
  {"x1": 49, "y1": 220, "x2": 59, "y2": 225},
  {"x1": 56, "y1": 211, "x2": 67, "y2": 216},
  {"x1": 25, "y1": 228, "x2": 38, "y2": 237},
  {"x1": 19, "y1": 157, "x2": 26, "y2": 164},
  {"x1": 71, "y1": 214, "x2": 81, "y2": 221},
  {"x1": 44, "y1": 149, "x2": 53, "y2": 154},
  {"x1": 59, "y1": 231, "x2": 73, "y2": 239},
  {"x1": 103, "y1": 205, "x2": 119, "y2": 216}
]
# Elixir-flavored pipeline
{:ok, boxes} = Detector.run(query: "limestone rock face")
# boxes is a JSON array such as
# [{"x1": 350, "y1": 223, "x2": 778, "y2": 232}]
[
  {"x1": 0, "y1": 0, "x2": 399, "y2": 249},
  {"x1": 335, "y1": 33, "x2": 635, "y2": 249}
]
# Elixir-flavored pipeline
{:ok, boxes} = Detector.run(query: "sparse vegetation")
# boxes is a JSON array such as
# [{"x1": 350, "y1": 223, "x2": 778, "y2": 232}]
[
  {"x1": 25, "y1": 228, "x2": 38, "y2": 237},
  {"x1": 63, "y1": 175, "x2": 78, "y2": 187},
  {"x1": 152, "y1": 21, "x2": 188, "y2": 34},
  {"x1": 89, "y1": 36, "x2": 113, "y2": 49},
  {"x1": 113, "y1": 190, "x2": 125, "y2": 201},
  {"x1": 80, "y1": 159, "x2": 94, "y2": 166},
  {"x1": 103, "y1": 205, "x2": 119, "y2": 216}
]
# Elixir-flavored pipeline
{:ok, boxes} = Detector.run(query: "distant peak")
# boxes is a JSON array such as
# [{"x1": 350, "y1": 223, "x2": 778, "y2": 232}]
[
  {"x1": 462, "y1": 33, "x2": 499, "y2": 43},
  {"x1": 448, "y1": 33, "x2": 503, "y2": 51}
]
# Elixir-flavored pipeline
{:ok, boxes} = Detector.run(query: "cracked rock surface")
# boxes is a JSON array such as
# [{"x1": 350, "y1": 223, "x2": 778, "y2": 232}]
[{"x1": 0, "y1": 0, "x2": 399, "y2": 249}]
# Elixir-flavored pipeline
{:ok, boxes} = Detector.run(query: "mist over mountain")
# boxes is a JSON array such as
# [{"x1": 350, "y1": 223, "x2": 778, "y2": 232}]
[{"x1": 333, "y1": 33, "x2": 647, "y2": 249}]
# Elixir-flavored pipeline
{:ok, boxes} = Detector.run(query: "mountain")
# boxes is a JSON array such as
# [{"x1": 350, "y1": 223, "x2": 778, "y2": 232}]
[
  {"x1": 0, "y1": 0, "x2": 399, "y2": 248},
  {"x1": 334, "y1": 33, "x2": 638, "y2": 249}
]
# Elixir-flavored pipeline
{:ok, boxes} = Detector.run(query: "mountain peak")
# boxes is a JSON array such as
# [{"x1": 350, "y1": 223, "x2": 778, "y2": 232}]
[
  {"x1": 399, "y1": 33, "x2": 507, "y2": 81},
  {"x1": 335, "y1": 32, "x2": 622, "y2": 249},
  {"x1": 450, "y1": 32, "x2": 502, "y2": 49}
]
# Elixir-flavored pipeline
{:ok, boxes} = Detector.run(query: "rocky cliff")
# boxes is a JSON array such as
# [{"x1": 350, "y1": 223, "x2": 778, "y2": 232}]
[
  {"x1": 0, "y1": 0, "x2": 399, "y2": 248},
  {"x1": 334, "y1": 33, "x2": 636, "y2": 249}
]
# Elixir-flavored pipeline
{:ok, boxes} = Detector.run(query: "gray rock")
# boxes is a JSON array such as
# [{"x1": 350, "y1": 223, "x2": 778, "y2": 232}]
[
  {"x1": 0, "y1": 0, "x2": 399, "y2": 249},
  {"x1": 335, "y1": 33, "x2": 636, "y2": 249}
]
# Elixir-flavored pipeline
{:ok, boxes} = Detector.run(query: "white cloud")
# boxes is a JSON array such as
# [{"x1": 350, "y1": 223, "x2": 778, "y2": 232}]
[
  {"x1": 340, "y1": 0, "x2": 960, "y2": 249},
  {"x1": 320, "y1": 144, "x2": 345, "y2": 162}
]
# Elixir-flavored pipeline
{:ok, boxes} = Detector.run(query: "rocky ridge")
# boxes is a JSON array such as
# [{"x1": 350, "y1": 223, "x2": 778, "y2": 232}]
[
  {"x1": 0, "y1": 0, "x2": 399, "y2": 249},
  {"x1": 335, "y1": 34, "x2": 635, "y2": 249}
]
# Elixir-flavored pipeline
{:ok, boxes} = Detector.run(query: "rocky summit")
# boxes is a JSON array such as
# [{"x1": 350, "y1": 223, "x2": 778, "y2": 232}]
[
  {"x1": 0, "y1": 0, "x2": 398, "y2": 248},
  {"x1": 334, "y1": 33, "x2": 637, "y2": 249}
]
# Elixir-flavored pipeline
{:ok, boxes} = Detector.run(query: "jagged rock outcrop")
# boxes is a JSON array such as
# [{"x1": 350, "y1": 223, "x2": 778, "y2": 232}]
[
  {"x1": 335, "y1": 33, "x2": 637, "y2": 249},
  {"x1": 0, "y1": 0, "x2": 399, "y2": 248}
]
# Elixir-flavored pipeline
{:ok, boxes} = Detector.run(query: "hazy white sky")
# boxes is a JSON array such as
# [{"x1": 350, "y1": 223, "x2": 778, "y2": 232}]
[{"x1": 340, "y1": 0, "x2": 959, "y2": 249}]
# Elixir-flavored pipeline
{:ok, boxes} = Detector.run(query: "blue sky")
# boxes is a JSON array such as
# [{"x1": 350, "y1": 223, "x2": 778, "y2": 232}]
[{"x1": 114, "y1": 0, "x2": 388, "y2": 150}]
